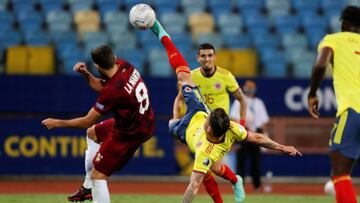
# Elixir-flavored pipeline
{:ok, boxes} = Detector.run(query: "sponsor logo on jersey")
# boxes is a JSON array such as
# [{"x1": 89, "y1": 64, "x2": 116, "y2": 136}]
[
  {"x1": 203, "y1": 158, "x2": 210, "y2": 166},
  {"x1": 95, "y1": 102, "x2": 105, "y2": 110}
]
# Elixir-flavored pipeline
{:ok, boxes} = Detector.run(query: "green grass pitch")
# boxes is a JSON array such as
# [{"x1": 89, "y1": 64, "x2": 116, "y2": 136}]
[{"x1": 0, "y1": 194, "x2": 341, "y2": 203}]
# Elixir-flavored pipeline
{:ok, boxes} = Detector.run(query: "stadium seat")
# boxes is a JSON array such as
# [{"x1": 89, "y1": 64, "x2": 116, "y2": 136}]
[
  {"x1": 12, "y1": 1, "x2": 35, "y2": 17},
  {"x1": 0, "y1": 30, "x2": 22, "y2": 46},
  {"x1": 195, "y1": 33, "x2": 223, "y2": 49},
  {"x1": 281, "y1": 33, "x2": 308, "y2": 50},
  {"x1": 223, "y1": 33, "x2": 252, "y2": 49},
  {"x1": 154, "y1": 0, "x2": 179, "y2": 14},
  {"x1": 68, "y1": 0, "x2": 94, "y2": 13},
  {"x1": 188, "y1": 13, "x2": 215, "y2": 38},
  {"x1": 170, "y1": 33, "x2": 192, "y2": 48},
  {"x1": 17, "y1": 11, "x2": 43, "y2": 33},
  {"x1": 291, "y1": 50, "x2": 316, "y2": 77},
  {"x1": 263, "y1": 61, "x2": 287, "y2": 77},
  {"x1": 302, "y1": 14, "x2": 328, "y2": 31},
  {"x1": 243, "y1": 13, "x2": 269, "y2": 35},
  {"x1": 123, "y1": 0, "x2": 145, "y2": 8},
  {"x1": 0, "y1": 0, "x2": 8, "y2": 10},
  {"x1": 61, "y1": 51, "x2": 86, "y2": 74},
  {"x1": 40, "y1": 0, "x2": 63, "y2": 15},
  {"x1": 24, "y1": 31, "x2": 50, "y2": 46},
  {"x1": 148, "y1": 49, "x2": 173, "y2": 77},
  {"x1": 272, "y1": 14, "x2": 300, "y2": 35},
  {"x1": 81, "y1": 31, "x2": 109, "y2": 44},
  {"x1": 265, "y1": 0, "x2": 290, "y2": 16},
  {"x1": 109, "y1": 31, "x2": 137, "y2": 49},
  {"x1": 292, "y1": 0, "x2": 320, "y2": 13},
  {"x1": 348, "y1": 0, "x2": 360, "y2": 6},
  {"x1": 74, "y1": 10, "x2": 100, "y2": 33},
  {"x1": 50, "y1": 30, "x2": 78, "y2": 45},
  {"x1": 329, "y1": 15, "x2": 341, "y2": 33},
  {"x1": 103, "y1": 10, "x2": 128, "y2": 24},
  {"x1": 306, "y1": 27, "x2": 327, "y2": 49},
  {"x1": 260, "y1": 50, "x2": 288, "y2": 77},
  {"x1": 115, "y1": 48, "x2": 145, "y2": 74},
  {"x1": 253, "y1": 33, "x2": 279, "y2": 50},
  {"x1": 181, "y1": 0, "x2": 206, "y2": 16},
  {"x1": 46, "y1": 10, "x2": 72, "y2": 32},
  {"x1": 236, "y1": 0, "x2": 264, "y2": 11},
  {"x1": 321, "y1": 0, "x2": 345, "y2": 17},
  {"x1": 217, "y1": 13, "x2": 242, "y2": 35},
  {"x1": 160, "y1": 13, "x2": 187, "y2": 34}
]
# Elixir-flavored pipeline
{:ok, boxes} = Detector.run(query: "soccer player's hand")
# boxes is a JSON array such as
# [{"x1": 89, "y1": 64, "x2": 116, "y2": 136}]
[
  {"x1": 42, "y1": 118, "x2": 60, "y2": 130},
  {"x1": 308, "y1": 95, "x2": 320, "y2": 119},
  {"x1": 279, "y1": 145, "x2": 302, "y2": 156},
  {"x1": 73, "y1": 62, "x2": 90, "y2": 75}
]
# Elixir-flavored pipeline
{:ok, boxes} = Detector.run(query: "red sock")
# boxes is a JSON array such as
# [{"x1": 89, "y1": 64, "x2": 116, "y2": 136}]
[
  {"x1": 216, "y1": 165, "x2": 238, "y2": 185},
  {"x1": 332, "y1": 175, "x2": 357, "y2": 203},
  {"x1": 203, "y1": 172, "x2": 223, "y2": 203},
  {"x1": 160, "y1": 36, "x2": 189, "y2": 73}
]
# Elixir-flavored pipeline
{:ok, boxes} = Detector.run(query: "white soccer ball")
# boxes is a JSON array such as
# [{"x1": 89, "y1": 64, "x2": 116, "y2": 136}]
[
  {"x1": 324, "y1": 180, "x2": 335, "y2": 195},
  {"x1": 129, "y1": 4, "x2": 156, "y2": 30}
]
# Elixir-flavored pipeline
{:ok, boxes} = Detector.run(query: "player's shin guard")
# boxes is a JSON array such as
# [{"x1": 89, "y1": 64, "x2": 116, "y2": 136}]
[
  {"x1": 203, "y1": 172, "x2": 223, "y2": 203},
  {"x1": 92, "y1": 180, "x2": 110, "y2": 203},
  {"x1": 332, "y1": 175, "x2": 357, "y2": 203},
  {"x1": 216, "y1": 165, "x2": 238, "y2": 185},
  {"x1": 83, "y1": 137, "x2": 100, "y2": 189}
]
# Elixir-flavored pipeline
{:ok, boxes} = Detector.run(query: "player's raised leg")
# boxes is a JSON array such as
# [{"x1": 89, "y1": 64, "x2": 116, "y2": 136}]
[{"x1": 150, "y1": 20, "x2": 195, "y2": 87}]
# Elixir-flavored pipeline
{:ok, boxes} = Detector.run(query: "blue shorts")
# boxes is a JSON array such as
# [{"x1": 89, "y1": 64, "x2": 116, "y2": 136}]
[
  {"x1": 169, "y1": 85, "x2": 209, "y2": 144},
  {"x1": 330, "y1": 108, "x2": 360, "y2": 159}
]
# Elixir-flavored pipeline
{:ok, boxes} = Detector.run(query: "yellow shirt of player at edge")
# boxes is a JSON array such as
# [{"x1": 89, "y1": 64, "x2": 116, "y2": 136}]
[
  {"x1": 185, "y1": 111, "x2": 247, "y2": 174},
  {"x1": 318, "y1": 32, "x2": 360, "y2": 116},
  {"x1": 191, "y1": 66, "x2": 239, "y2": 113}
]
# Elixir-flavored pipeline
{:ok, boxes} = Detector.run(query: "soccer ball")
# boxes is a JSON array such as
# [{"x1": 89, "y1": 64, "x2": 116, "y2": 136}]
[
  {"x1": 129, "y1": 4, "x2": 156, "y2": 30},
  {"x1": 324, "y1": 180, "x2": 335, "y2": 195}
]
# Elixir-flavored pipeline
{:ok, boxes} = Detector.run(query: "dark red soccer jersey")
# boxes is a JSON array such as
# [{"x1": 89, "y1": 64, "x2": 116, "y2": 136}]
[{"x1": 93, "y1": 60, "x2": 155, "y2": 140}]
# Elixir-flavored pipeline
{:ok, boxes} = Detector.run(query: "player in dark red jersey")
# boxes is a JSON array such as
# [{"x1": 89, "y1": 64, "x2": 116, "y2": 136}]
[{"x1": 42, "y1": 45, "x2": 155, "y2": 203}]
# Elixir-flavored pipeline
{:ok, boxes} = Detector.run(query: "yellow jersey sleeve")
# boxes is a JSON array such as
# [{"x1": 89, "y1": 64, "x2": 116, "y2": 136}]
[
  {"x1": 229, "y1": 121, "x2": 248, "y2": 142},
  {"x1": 318, "y1": 34, "x2": 336, "y2": 52},
  {"x1": 193, "y1": 151, "x2": 213, "y2": 174},
  {"x1": 226, "y1": 71, "x2": 239, "y2": 93}
]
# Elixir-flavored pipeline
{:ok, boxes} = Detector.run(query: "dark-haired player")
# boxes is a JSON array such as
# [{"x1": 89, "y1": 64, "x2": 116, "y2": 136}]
[
  {"x1": 148, "y1": 19, "x2": 302, "y2": 203},
  {"x1": 308, "y1": 5, "x2": 360, "y2": 203},
  {"x1": 42, "y1": 45, "x2": 155, "y2": 203}
]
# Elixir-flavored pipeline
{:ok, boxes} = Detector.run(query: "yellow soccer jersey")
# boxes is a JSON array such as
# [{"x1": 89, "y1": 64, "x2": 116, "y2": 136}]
[
  {"x1": 318, "y1": 32, "x2": 360, "y2": 116},
  {"x1": 185, "y1": 111, "x2": 247, "y2": 173},
  {"x1": 191, "y1": 66, "x2": 239, "y2": 113}
]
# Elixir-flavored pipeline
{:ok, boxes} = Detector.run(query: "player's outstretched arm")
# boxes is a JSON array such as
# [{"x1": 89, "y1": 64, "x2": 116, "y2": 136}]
[
  {"x1": 182, "y1": 171, "x2": 205, "y2": 203},
  {"x1": 150, "y1": 20, "x2": 195, "y2": 87},
  {"x1": 308, "y1": 47, "x2": 333, "y2": 119},
  {"x1": 42, "y1": 108, "x2": 101, "y2": 130},
  {"x1": 73, "y1": 62, "x2": 104, "y2": 92},
  {"x1": 246, "y1": 131, "x2": 302, "y2": 156}
]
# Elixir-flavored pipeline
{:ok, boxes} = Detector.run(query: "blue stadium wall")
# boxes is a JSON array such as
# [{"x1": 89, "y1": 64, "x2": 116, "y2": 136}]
[{"x1": 1, "y1": 75, "x2": 358, "y2": 176}]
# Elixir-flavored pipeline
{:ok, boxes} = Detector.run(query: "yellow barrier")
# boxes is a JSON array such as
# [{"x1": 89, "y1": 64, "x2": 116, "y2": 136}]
[
  {"x1": 216, "y1": 49, "x2": 258, "y2": 77},
  {"x1": 6, "y1": 46, "x2": 55, "y2": 75}
]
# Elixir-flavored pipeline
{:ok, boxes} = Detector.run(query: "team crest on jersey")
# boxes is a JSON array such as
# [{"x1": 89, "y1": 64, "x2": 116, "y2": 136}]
[
  {"x1": 214, "y1": 83, "x2": 221, "y2": 90},
  {"x1": 184, "y1": 87, "x2": 192, "y2": 93},
  {"x1": 95, "y1": 153, "x2": 103, "y2": 162},
  {"x1": 203, "y1": 158, "x2": 210, "y2": 166}
]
